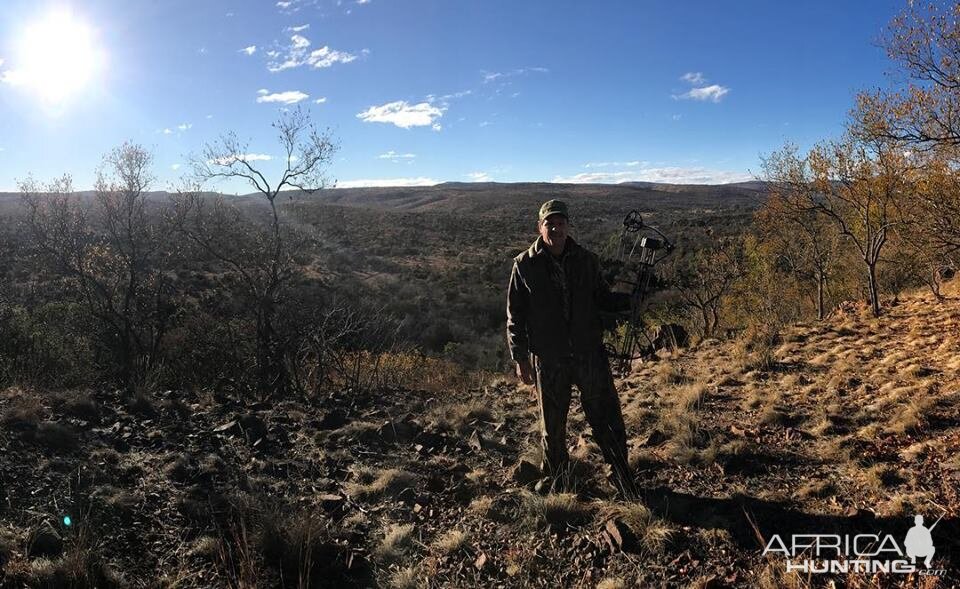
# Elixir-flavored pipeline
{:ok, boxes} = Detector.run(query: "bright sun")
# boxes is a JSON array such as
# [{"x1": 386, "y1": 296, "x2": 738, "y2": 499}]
[{"x1": 12, "y1": 10, "x2": 103, "y2": 104}]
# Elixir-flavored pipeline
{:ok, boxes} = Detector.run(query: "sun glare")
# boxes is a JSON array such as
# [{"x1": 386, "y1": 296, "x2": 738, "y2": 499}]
[{"x1": 12, "y1": 9, "x2": 104, "y2": 104}]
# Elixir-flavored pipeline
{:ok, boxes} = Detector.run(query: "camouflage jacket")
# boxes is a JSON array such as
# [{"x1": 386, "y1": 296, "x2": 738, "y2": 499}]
[{"x1": 506, "y1": 236, "x2": 628, "y2": 362}]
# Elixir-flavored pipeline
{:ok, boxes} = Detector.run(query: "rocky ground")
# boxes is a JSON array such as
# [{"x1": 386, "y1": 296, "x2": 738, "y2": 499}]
[{"x1": 1, "y1": 283, "x2": 959, "y2": 588}]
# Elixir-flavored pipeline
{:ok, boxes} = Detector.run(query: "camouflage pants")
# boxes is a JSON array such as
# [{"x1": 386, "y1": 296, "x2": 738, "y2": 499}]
[{"x1": 533, "y1": 349, "x2": 635, "y2": 495}]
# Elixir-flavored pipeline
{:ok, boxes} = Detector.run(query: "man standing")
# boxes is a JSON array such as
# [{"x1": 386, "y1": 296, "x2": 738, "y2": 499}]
[{"x1": 506, "y1": 199, "x2": 638, "y2": 499}]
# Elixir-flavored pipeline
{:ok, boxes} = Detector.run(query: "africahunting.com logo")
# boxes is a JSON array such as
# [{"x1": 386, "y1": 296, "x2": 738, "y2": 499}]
[{"x1": 762, "y1": 514, "x2": 947, "y2": 575}]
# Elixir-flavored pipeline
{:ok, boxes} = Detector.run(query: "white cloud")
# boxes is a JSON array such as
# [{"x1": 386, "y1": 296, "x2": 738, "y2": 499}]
[
  {"x1": 432, "y1": 90, "x2": 471, "y2": 102},
  {"x1": 240, "y1": 45, "x2": 257, "y2": 56},
  {"x1": 336, "y1": 177, "x2": 438, "y2": 188},
  {"x1": 314, "y1": 97, "x2": 327, "y2": 104},
  {"x1": 675, "y1": 84, "x2": 730, "y2": 102},
  {"x1": 553, "y1": 166, "x2": 751, "y2": 185},
  {"x1": 307, "y1": 46, "x2": 356, "y2": 68},
  {"x1": 287, "y1": 24, "x2": 310, "y2": 32},
  {"x1": 291, "y1": 34, "x2": 310, "y2": 49},
  {"x1": 162, "y1": 128, "x2": 173, "y2": 135},
  {"x1": 177, "y1": 122, "x2": 192, "y2": 131},
  {"x1": 277, "y1": 1, "x2": 292, "y2": 7},
  {"x1": 206, "y1": 114, "x2": 214, "y2": 119},
  {"x1": 378, "y1": 150, "x2": 416, "y2": 161},
  {"x1": 584, "y1": 161, "x2": 643, "y2": 168},
  {"x1": 482, "y1": 67, "x2": 549, "y2": 83},
  {"x1": 479, "y1": 121, "x2": 492, "y2": 127},
  {"x1": 171, "y1": 163, "x2": 181, "y2": 171},
  {"x1": 269, "y1": 59, "x2": 300, "y2": 72},
  {"x1": 673, "y1": 72, "x2": 730, "y2": 102},
  {"x1": 357, "y1": 100, "x2": 444, "y2": 129},
  {"x1": 672, "y1": 114, "x2": 682, "y2": 121},
  {"x1": 256, "y1": 90, "x2": 309, "y2": 104},
  {"x1": 267, "y1": 34, "x2": 357, "y2": 72},
  {"x1": 466, "y1": 172, "x2": 491, "y2": 182},
  {"x1": 357, "y1": 0, "x2": 371, "y2": 4},
  {"x1": 209, "y1": 153, "x2": 273, "y2": 166}
]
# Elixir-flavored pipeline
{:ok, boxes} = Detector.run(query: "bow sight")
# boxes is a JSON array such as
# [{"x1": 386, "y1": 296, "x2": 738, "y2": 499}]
[{"x1": 605, "y1": 210, "x2": 673, "y2": 374}]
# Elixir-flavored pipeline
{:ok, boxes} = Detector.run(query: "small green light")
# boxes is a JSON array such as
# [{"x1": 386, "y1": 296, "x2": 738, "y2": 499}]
[{"x1": 63, "y1": 516, "x2": 72, "y2": 527}]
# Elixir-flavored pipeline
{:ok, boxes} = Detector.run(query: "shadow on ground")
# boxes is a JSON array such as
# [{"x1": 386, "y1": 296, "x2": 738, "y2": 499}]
[{"x1": 643, "y1": 486, "x2": 960, "y2": 564}]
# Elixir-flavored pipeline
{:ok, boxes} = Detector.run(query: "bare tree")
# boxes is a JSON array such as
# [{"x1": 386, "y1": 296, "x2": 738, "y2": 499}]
[
  {"x1": 178, "y1": 107, "x2": 337, "y2": 397},
  {"x1": 857, "y1": 3, "x2": 960, "y2": 148},
  {"x1": 20, "y1": 143, "x2": 175, "y2": 390},
  {"x1": 891, "y1": 157, "x2": 960, "y2": 300},
  {"x1": 853, "y1": 3, "x2": 960, "y2": 255},
  {"x1": 763, "y1": 136, "x2": 912, "y2": 317},
  {"x1": 662, "y1": 238, "x2": 744, "y2": 338},
  {"x1": 758, "y1": 147, "x2": 844, "y2": 320}
]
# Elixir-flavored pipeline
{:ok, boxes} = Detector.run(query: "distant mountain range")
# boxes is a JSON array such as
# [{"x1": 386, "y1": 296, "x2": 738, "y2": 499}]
[{"x1": 0, "y1": 181, "x2": 769, "y2": 220}]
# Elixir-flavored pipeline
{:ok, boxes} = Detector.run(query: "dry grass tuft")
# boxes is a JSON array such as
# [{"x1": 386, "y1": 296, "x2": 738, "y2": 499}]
[
  {"x1": 126, "y1": 391, "x2": 157, "y2": 417},
  {"x1": 674, "y1": 383, "x2": 708, "y2": 412},
  {"x1": 519, "y1": 492, "x2": 593, "y2": 531},
  {"x1": 61, "y1": 392, "x2": 100, "y2": 421},
  {"x1": 467, "y1": 496, "x2": 494, "y2": 518},
  {"x1": 654, "y1": 361, "x2": 687, "y2": 386},
  {"x1": 430, "y1": 529, "x2": 468, "y2": 555},
  {"x1": 163, "y1": 455, "x2": 193, "y2": 483},
  {"x1": 758, "y1": 405, "x2": 789, "y2": 427},
  {"x1": 797, "y1": 479, "x2": 836, "y2": 500},
  {"x1": 332, "y1": 420, "x2": 381, "y2": 443},
  {"x1": 735, "y1": 323, "x2": 782, "y2": 372},
  {"x1": 390, "y1": 566, "x2": 421, "y2": 589},
  {"x1": 8, "y1": 519, "x2": 125, "y2": 588},
  {"x1": 344, "y1": 468, "x2": 417, "y2": 501},
  {"x1": 430, "y1": 400, "x2": 494, "y2": 433},
  {"x1": 742, "y1": 387, "x2": 766, "y2": 410},
  {"x1": 596, "y1": 578, "x2": 627, "y2": 589},
  {"x1": 659, "y1": 417, "x2": 697, "y2": 463},
  {"x1": 91, "y1": 485, "x2": 139, "y2": 514},
  {"x1": 600, "y1": 502, "x2": 674, "y2": 554},
  {"x1": 817, "y1": 436, "x2": 853, "y2": 463},
  {"x1": 883, "y1": 397, "x2": 936, "y2": 435},
  {"x1": 654, "y1": 373, "x2": 717, "y2": 464},
  {"x1": 35, "y1": 421, "x2": 78, "y2": 450},
  {"x1": 341, "y1": 511, "x2": 370, "y2": 533},
  {"x1": 374, "y1": 523, "x2": 416, "y2": 563},
  {"x1": 1, "y1": 395, "x2": 43, "y2": 430},
  {"x1": 187, "y1": 536, "x2": 220, "y2": 561},
  {"x1": 808, "y1": 414, "x2": 835, "y2": 437}
]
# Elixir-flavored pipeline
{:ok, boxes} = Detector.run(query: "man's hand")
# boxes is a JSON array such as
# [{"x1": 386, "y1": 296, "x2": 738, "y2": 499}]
[{"x1": 515, "y1": 359, "x2": 535, "y2": 385}]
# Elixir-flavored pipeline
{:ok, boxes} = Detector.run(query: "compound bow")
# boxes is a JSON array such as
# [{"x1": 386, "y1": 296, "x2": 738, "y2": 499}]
[{"x1": 604, "y1": 210, "x2": 674, "y2": 374}]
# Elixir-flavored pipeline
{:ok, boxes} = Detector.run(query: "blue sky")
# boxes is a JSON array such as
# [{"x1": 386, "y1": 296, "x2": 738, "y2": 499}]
[{"x1": 0, "y1": 0, "x2": 905, "y2": 192}]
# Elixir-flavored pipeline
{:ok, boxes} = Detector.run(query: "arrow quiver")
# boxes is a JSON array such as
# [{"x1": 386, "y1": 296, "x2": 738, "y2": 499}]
[{"x1": 605, "y1": 210, "x2": 673, "y2": 374}]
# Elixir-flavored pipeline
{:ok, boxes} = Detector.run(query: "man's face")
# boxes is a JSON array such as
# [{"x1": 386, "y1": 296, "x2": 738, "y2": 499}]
[{"x1": 539, "y1": 214, "x2": 568, "y2": 250}]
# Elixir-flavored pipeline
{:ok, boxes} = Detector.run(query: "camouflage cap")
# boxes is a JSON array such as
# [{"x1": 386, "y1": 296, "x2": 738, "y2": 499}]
[{"x1": 538, "y1": 199, "x2": 569, "y2": 222}]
